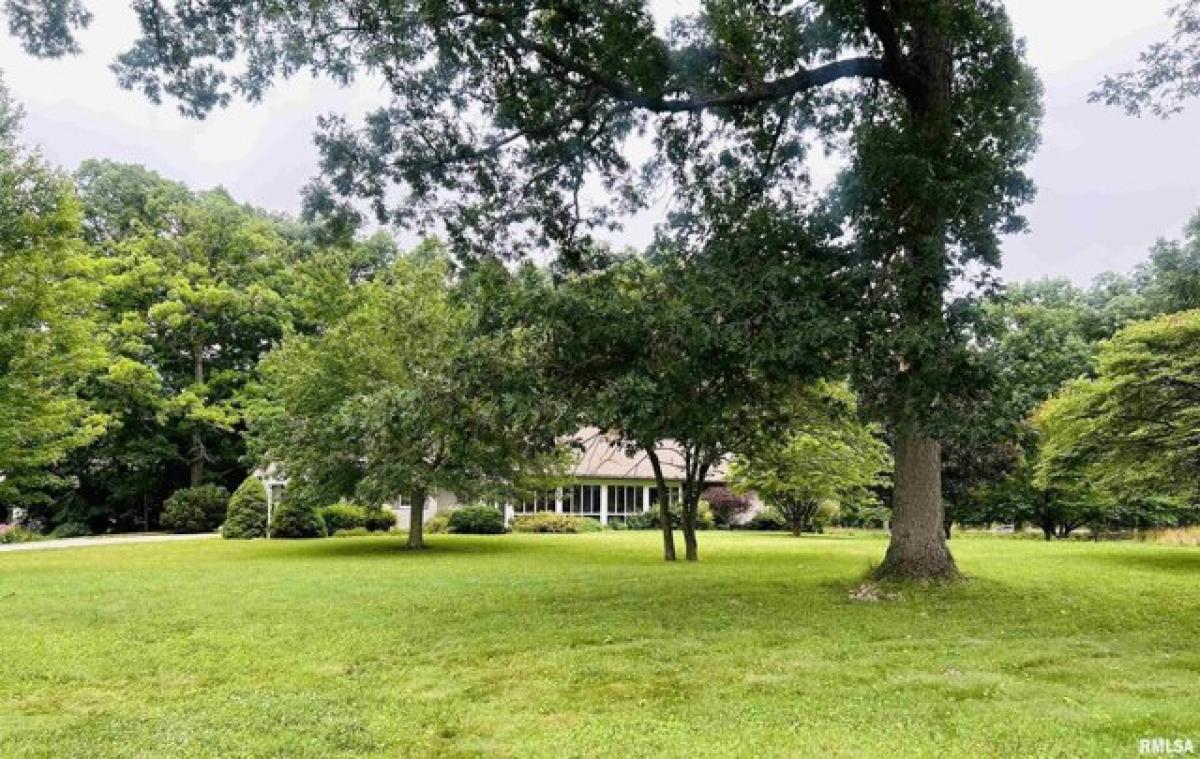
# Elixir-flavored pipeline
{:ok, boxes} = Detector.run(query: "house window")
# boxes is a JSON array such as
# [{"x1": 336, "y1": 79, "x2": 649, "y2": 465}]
[
  {"x1": 566, "y1": 485, "x2": 601, "y2": 517},
  {"x1": 512, "y1": 490, "x2": 556, "y2": 515},
  {"x1": 648, "y1": 486, "x2": 681, "y2": 508},
  {"x1": 607, "y1": 485, "x2": 644, "y2": 520}
]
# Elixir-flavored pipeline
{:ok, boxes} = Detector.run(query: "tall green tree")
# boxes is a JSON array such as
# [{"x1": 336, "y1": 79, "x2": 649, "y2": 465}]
[
  {"x1": 58, "y1": 162, "x2": 293, "y2": 529},
  {"x1": 251, "y1": 247, "x2": 565, "y2": 549},
  {"x1": 11, "y1": 1, "x2": 1042, "y2": 579},
  {"x1": 0, "y1": 78, "x2": 105, "y2": 511}
]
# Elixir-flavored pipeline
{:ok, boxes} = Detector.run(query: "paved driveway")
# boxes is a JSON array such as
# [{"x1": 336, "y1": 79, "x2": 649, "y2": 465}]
[{"x1": 0, "y1": 532, "x2": 217, "y2": 553}]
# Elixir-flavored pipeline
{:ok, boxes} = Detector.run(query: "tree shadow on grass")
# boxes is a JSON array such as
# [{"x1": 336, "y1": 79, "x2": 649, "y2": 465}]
[
  {"x1": 253, "y1": 535, "x2": 527, "y2": 561},
  {"x1": 1078, "y1": 547, "x2": 1200, "y2": 574}
]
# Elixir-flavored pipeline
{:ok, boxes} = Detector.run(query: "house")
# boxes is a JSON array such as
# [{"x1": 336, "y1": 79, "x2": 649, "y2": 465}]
[{"x1": 263, "y1": 428, "x2": 761, "y2": 527}]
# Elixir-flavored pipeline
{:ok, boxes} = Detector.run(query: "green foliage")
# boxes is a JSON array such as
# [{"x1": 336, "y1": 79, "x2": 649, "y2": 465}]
[
  {"x1": 317, "y1": 502, "x2": 368, "y2": 534},
  {"x1": 1092, "y1": 2, "x2": 1200, "y2": 117},
  {"x1": 269, "y1": 499, "x2": 325, "y2": 539},
  {"x1": 251, "y1": 250, "x2": 565, "y2": 534},
  {"x1": 222, "y1": 477, "x2": 267, "y2": 539},
  {"x1": 623, "y1": 503, "x2": 713, "y2": 531},
  {"x1": 447, "y1": 506, "x2": 505, "y2": 535},
  {"x1": 331, "y1": 527, "x2": 371, "y2": 538},
  {"x1": 730, "y1": 383, "x2": 891, "y2": 534},
  {"x1": 424, "y1": 514, "x2": 450, "y2": 535},
  {"x1": 510, "y1": 513, "x2": 601, "y2": 534},
  {"x1": 48, "y1": 521, "x2": 91, "y2": 539},
  {"x1": 1035, "y1": 311, "x2": 1200, "y2": 523},
  {"x1": 740, "y1": 512, "x2": 787, "y2": 532},
  {"x1": 363, "y1": 508, "x2": 396, "y2": 533},
  {"x1": 0, "y1": 525, "x2": 42, "y2": 544},
  {"x1": 161, "y1": 485, "x2": 228, "y2": 534},
  {"x1": 0, "y1": 80, "x2": 106, "y2": 506}
]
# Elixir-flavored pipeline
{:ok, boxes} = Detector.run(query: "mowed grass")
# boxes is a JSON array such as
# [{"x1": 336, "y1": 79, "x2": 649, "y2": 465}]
[{"x1": 2, "y1": 532, "x2": 1198, "y2": 757}]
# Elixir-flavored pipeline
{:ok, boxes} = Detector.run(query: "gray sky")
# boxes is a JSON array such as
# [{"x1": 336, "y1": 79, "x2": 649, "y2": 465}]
[{"x1": 2, "y1": 1, "x2": 1197, "y2": 286}]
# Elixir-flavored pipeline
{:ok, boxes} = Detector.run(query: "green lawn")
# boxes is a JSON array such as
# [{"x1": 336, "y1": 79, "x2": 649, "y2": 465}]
[{"x1": 1, "y1": 531, "x2": 1197, "y2": 757}]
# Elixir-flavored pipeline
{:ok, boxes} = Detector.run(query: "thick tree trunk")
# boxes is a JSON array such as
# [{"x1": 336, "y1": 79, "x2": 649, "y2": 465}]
[
  {"x1": 407, "y1": 489, "x2": 426, "y2": 549},
  {"x1": 873, "y1": 430, "x2": 958, "y2": 580}
]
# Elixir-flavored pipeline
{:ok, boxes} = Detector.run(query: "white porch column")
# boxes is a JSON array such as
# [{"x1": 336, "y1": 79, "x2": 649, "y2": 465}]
[
  {"x1": 555, "y1": 487, "x2": 563, "y2": 514},
  {"x1": 599, "y1": 485, "x2": 608, "y2": 526},
  {"x1": 504, "y1": 502, "x2": 514, "y2": 524},
  {"x1": 643, "y1": 485, "x2": 651, "y2": 512}
]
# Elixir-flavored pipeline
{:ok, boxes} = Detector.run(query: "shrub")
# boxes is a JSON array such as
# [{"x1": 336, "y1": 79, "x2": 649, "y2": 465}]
[
  {"x1": 161, "y1": 485, "x2": 229, "y2": 533},
  {"x1": 511, "y1": 513, "x2": 602, "y2": 533},
  {"x1": 624, "y1": 502, "x2": 715, "y2": 530},
  {"x1": 364, "y1": 508, "x2": 396, "y2": 532},
  {"x1": 270, "y1": 499, "x2": 326, "y2": 539},
  {"x1": 742, "y1": 511, "x2": 787, "y2": 531},
  {"x1": 0, "y1": 525, "x2": 42, "y2": 544},
  {"x1": 49, "y1": 521, "x2": 92, "y2": 539},
  {"x1": 318, "y1": 501, "x2": 368, "y2": 533},
  {"x1": 223, "y1": 477, "x2": 268, "y2": 539},
  {"x1": 702, "y1": 486, "x2": 754, "y2": 528},
  {"x1": 624, "y1": 510, "x2": 660, "y2": 530},
  {"x1": 332, "y1": 527, "x2": 371, "y2": 538},
  {"x1": 447, "y1": 505, "x2": 506, "y2": 534},
  {"x1": 425, "y1": 514, "x2": 451, "y2": 534}
]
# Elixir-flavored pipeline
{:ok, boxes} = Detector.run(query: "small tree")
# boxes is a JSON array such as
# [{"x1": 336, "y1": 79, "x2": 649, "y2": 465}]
[
  {"x1": 701, "y1": 486, "x2": 753, "y2": 529},
  {"x1": 730, "y1": 384, "x2": 891, "y2": 538},
  {"x1": 222, "y1": 476, "x2": 267, "y2": 539}
]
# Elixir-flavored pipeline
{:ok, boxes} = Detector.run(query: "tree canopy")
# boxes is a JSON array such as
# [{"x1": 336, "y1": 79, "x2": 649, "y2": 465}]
[
  {"x1": 0, "y1": 78, "x2": 106, "y2": 507},
  {"x1": 250, "y1": 246, "x2": 566, "y2": 548}
]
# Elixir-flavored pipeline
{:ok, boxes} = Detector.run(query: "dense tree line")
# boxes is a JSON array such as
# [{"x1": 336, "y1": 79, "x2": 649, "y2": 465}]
[{"x1": 3, "y1": 1, "x2": 1200, "y2": 572}]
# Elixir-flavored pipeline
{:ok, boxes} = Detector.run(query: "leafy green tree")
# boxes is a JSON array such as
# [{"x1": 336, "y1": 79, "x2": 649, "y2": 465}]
[
  {"x1": 730, "y1": 384, "x2": 891, "y2": 537},
  {"x1": 11, "y1": 1, "x2": 1042, "y2": 580},
  {"x1": 56, "y1": 162, "x2": 294, "y2": 530},
  {"x1": 1035, "y1": 311, "x2": 1200, "y2": 521},
  {"x1": 0, "y1": 78, "x2": 106, "y2": 511},
  {"x1": 251, "y1": 247, "x2": 564, "y2": 549},
  {"x1": 1092, "y1": 1, "x2": 1200, "y2": 117},
  {"x1": 538, "y1": 251, "x2": 831, "y2": 561}
]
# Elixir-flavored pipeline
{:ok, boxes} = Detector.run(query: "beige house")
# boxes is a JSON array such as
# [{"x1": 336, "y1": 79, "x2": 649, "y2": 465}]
[{"x1": 264, "y1": 428, "x2": 759, "y2": 527}]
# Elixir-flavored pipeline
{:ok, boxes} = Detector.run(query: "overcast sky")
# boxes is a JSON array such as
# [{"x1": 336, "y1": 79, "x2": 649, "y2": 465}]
[{"x1": 2, "y1": 1, "x2": 1197, "y2": 286}]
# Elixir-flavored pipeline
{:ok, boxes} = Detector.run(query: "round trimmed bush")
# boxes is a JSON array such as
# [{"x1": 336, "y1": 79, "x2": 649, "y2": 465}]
[
  {"x1": 364, "y1": 508, "x2": 396, "y2": 532},
  {"x1": 447, "y1": 505, "x2": 506, "y2": 534},
  {"x1": 161, "y1": 485, "x2": 229, "y2": 533},
  {"x1": 270, "y1": 499, "x2": 325, "y2": 539},
  {"x1": 318, "y1": 501, "x2": 368, "y2": 533},
  {"x1": 425, "y1": 514, "x2": 451, "y2": 534},
  {"x1": 223, "y1": 477, "x2": 268, "y2": 539}
]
